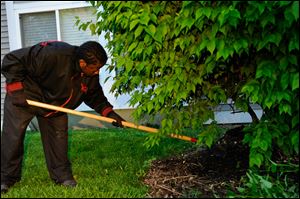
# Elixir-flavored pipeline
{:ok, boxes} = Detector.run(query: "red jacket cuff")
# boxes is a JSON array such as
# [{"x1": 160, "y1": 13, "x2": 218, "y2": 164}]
[
  {"x1": 6, "y1": 82, "x2": 23, "y2": 94},
  {"x1": 102, "y1": 106, "x2": 113, "y2": 117}
]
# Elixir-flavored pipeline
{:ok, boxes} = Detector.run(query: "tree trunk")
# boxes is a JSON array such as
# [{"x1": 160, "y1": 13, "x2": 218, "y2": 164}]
[{"x1": 248, "y1": 103, "x2": 259, "y2": 124}]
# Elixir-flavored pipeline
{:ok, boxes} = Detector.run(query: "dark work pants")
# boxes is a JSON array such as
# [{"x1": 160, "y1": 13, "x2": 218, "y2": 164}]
[{"x1": 1, "y1": 95, "x2": 74, "y2": 186}]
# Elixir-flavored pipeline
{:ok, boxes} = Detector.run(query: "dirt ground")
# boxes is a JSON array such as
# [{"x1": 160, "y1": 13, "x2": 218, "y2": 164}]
[{"x1": 143, "y1": 125, "x2": 251, "y2": 198}]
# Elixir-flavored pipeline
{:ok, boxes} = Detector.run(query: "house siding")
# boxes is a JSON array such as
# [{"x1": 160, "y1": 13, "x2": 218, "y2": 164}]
[{"x1": 1, "y1": 1, "x2": 9, "y2": 130}]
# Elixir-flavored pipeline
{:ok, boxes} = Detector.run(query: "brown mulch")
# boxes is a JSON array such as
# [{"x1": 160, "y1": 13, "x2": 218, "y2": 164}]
[{"x1": 143, "y1": 126, "x2": 250, "y2": 198}]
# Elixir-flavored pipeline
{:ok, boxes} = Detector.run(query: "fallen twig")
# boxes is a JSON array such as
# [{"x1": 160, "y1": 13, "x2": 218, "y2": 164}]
[
  {"x1": 162, "y1": 175, "x2": 197, "y2": 183},
  {"x1": 156, "y1": 184, "x2": 182, "y2": 196}
]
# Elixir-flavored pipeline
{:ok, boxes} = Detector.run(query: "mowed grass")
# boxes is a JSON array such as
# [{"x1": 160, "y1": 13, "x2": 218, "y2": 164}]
[{"x1": 2, "y1": 128, "x2": 196, "y2": 198}]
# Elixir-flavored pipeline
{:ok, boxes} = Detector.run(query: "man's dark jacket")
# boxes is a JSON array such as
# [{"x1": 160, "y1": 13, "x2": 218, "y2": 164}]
[{"x1": 1, "y1": 41, "x2": 113, "y2": 117}]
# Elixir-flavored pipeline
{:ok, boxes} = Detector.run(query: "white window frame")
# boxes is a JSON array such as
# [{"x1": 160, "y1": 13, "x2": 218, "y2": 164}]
[{"x1": 6, "y1": 1, "x2": 91, "y2": 51}]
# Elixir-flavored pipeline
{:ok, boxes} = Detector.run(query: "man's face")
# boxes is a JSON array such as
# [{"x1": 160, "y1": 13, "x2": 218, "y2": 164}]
[{"x1": 79, "y1": 59, "x2": 103, "y2": 76}]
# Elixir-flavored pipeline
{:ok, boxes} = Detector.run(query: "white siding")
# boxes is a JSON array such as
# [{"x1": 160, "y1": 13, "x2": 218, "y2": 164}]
[{"x1": 1, "y1": 1, "x2": 9, "y2": 130}]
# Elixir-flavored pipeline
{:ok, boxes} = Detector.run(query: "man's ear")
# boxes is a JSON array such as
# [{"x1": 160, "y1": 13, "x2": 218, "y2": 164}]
[{"x1": 79, "y1": 59, "x2": 86, "y2": 68}]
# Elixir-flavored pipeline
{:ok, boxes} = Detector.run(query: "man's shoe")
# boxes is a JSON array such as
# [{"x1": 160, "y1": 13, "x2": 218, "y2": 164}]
[
  {"x1": 1, "y1": 184, "x2": 9, "y2": 194},
  {"x1": 61, "y1": 179, "x2": 77, "y2": 188}
]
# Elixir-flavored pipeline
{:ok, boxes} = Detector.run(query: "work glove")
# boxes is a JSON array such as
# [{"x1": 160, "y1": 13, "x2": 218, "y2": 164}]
[
  {"x1": 107, "y1": 111, "x2": 125, "y2": 128},
  {"x1": 6, "y1": 82, "x2": 29, "y2": 107}
]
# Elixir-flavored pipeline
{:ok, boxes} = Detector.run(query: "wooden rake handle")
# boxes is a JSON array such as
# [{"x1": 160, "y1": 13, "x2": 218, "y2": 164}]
[{"x1": 26, "y1": 100, "x2": 197, "y2": 143}]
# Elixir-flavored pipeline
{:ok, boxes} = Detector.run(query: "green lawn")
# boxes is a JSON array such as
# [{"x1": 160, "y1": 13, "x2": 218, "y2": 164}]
[{"x1": 2, "y1": 128, "x2": 195, "y2": 198}]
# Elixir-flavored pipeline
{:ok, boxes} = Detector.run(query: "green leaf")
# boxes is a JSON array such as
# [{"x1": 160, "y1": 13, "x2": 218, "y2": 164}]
[
  {"x1": 202, "y1": 7, "x2": 212, "y2": 19},
  {"x1": 291, "y1": 131, "x2": 299, "y2": 149},
  {"x1": 161, "y1": 119, "x2": 167, "y2": 128},
  {"x1": 261, "y1": 14, "x2": 275, "y2": 28},
  {"x1": 292, "y1": 114, "x2": 299, "y2": 128},
  {"x1": 278, "y1": 1, "x2": 291, "y2": 6},
  {"x1": 128, "y1": 41, "x2": 138, "y2": 52},
  {"x1": 280, "y1": 103, "x2": 292, "y2": 115},
  {"x1": 284, "y1": 6, "x2": 296, "y2": 24},
  {"x1": 218, "y1": 10, "x2": 229, "y2": 27},
  {"x1": 228, "y1": 16, "x2": 239, "y2": 28},
  {"x1": 225, "y1": 47, "x2": 234, "y2": 59},
  {"x1": 268, "y1": 32, "x2": 282, "y2": 47},
  {"x1": 179, "y1": 39, "x2": 186, "y2": 51},
  {"x1": 154, "y1": 32, "x2": 162, "y2": 44},
  {"x1": 276, "y1": 91, "x2": 291, "y2": 103},
  {"x1": 145, "y1": 24, "x2": 156, "y2": 37},
  {"x1": 233, "y1": 41, "x2": 242, "y2": 52},
  {"x1": 150, "y1": 13, "x2": 157, "y2": 24},
  {"x1": 155, "y1": 23, "x2": 168, "y2": 44},
  {"x1": 256, "y1": 61, "x2": 273, "y2": 78},
  {"x1": 195, "y1": 8, "x2": 203, "y2": 20},
  {"x1": 235, "y1": 99, "x2": 248, "y2": 112},
  {"x1": 229, "y1": 8, "x2": 241, "y2": 19},
  {"x1": 104, "y1": 76, "x2": 111, "y2": 84},
  {"x1": 257, "y1": 39, "x2": 268, "y2": 51},
  {"x1": 116, "y1": 56, "x2": 125, "y2": 67},
  {"x1": 241, "y1": 80, "x2": 259, "y2": 94},
  {"x1": 140, "y1": 12, "x2": 151, "y2": 26},
  {"x1": 264, "y1": 96, "x2": 273, "y2": 109},
  {"x1": 288, "y1": 55, "x2": 297, "y2": 65},
  {"x1": 130, "y1": 19, "x2": 139, "y2": 31},
  {"x1": 206, "y1": 61, "x2": 215, "y2": 74},
  {"x1": 207, "y1": 39, "x2": 216, "y2": 54},
  {"x1": 259, "y1": 140, "x2": 269, "y2": 151},
  {"x1": 216, "y1": 52, "x2": 222, "y2": 60},
  {"x1": 289, "y1": 38, "x2": 299, "y2": 52},
  {"x1": 280, "y1": 73, "x2": 289, "y2": 90},
  {"x1": 260, "y1": 178, "x2": 273, "y2": 189},
  {"x1": 197, "y1": 39, "x2": 208, "y2": 55},
  {"x1": 227, "y1": 9, "x2": 240, "y2": 28},
  {"x1": 240, "y1": 39, "x2": 248, "y2": 49},
  {"x1": 291, "y1": 1, "x2": 299, "y2": 21},
  {"x1": 181, "y1": 17, "x2": 194, "y2": 30},
  {"x1": 291, "y1": 73, "x2": 299, "y2": 91},
  {"x1": 206, "y1": 135, "x2": 214, "y2": 148},
  {"x1": 89, "y1": 23, "x2": 96, "y2": 35},
  {"x1": 216, "y1": 39, "x2": 225, "y2": 59},
  {"x1": 134, "y1": 25, "x2": 144, "y2": 38},
  {"x1": 279, "y1": 57, "x2": 289, "y2": 70},
  {"x1": 211, "y1": 23, "x2": 218, "y2": 38},
  {"x1": 147, "y1": 102, "x2": 153, "y2": 113},
  {"x1": 161, "y1": 23, "x2": 168, "y2": 38},
  {"x1": 257, "y1": 3, "x2": 265, "y2": 15},
  {"x1": 167, "y1": 119, "x2": 172, "y2": 129},
  {"x1": 187, "y1": 83, "x2": 196, "y2": 93},
  {"x1": 130, "y1": 13, "x2": 138, "y2": 21},
  {"x1": 75, "y1": 16, "x2": 80, "y2": 26},
  {"x1": 145, "y1": 45, "x2": 153, "y2": 57},
  {"x1": 167, "y1": 80, "x2": 174, "y2": 92},
  {"x1": 250, "y1": 152, "x2": 264, "y2": 167},
  {"x1": 144, "y1": 34, "x2": 151, "y2": 45}
]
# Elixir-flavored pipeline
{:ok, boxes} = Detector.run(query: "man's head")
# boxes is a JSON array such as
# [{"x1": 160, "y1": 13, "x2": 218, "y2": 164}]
[{"x1": 77, "y1": 41, "x2": 108, "y2": 76}]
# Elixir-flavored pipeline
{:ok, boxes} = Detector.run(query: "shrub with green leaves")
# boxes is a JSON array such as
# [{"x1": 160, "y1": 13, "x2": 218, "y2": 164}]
[
  {"x1": 230, "y1": 168, "x2": 299, "y2": 198},
  {"x1": 77, "y1": 1, "x2": 299, "y2": 169}
]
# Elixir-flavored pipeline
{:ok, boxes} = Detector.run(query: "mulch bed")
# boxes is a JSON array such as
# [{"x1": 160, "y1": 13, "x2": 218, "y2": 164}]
[{"x1": 143, "y1": 125, "x2": 250, "y2": 198}]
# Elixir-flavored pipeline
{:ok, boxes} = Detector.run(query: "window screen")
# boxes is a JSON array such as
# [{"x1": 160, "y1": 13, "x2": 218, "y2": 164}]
[
  {"x1": 59, "y1": 7, "x2": 99, "y2": 46},
  {"x1": 20, "y1": 11, "x2": 57, "y2": 47}
]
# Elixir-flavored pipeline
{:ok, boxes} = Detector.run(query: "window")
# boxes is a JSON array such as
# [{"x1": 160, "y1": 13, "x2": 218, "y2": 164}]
[
  {"x1": 20, "y1": 11, "x2": 57, "y2": 47},
  {"x1": 19, "y1": 7, "x2": 98, "y2": 47},
  {"x1": 60, "y1": 7, "x2": 99, "y2": 46}
]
